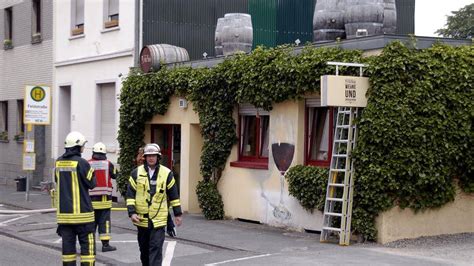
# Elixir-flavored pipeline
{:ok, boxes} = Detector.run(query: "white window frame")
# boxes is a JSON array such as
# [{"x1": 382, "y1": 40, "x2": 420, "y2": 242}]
[
  {"x1": 103, "y1": 0, "x2": 119, "y2": 29},
  {"x1": 71, "y1": 0, "x2": 84, "y2": 36}
]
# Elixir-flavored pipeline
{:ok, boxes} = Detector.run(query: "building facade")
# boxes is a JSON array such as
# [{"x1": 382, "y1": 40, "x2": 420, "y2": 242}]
[
  {"x1": 139, "y1": 35, "x2": 472, "y2": 239},
  {"x1": 53, "y1": 0, "x2": 136, "y2": 182},
  {"x1": 0, "y1": 0, "x2": 53, "y2": 186}
]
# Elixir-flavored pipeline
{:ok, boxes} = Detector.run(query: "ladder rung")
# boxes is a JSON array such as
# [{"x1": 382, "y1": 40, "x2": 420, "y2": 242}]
[
  {"x1": 334, "y1": 139, "x2": 349, "y2": 143},
  {"x1": 328, "y1": 183, "x2": 345, "y2": 187},
  {"x1": 330, "y1": 168, "x2": 347, "y2": 172},
  {"x1": 327, "y1": 197, "x2": 343, "y2": 202},
  {"x1": 332, "y1": 154, "x2": 347, "y2": 158},
  {"x1": 324, "y1": 212, "x2": 342, "y2": 217},
  {"x1": 336, "y1": 125, "x2": 350, "y2": 129},
  {"x1": 322, "y1": 226, "x2": 341, "y2": 232},
  {"x1": 339, "y1": 111, "x2": 351, "y2": 114}
]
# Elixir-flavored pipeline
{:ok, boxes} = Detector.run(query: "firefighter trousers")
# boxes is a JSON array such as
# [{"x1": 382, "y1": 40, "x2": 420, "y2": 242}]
[
  {"x1": 57, "y1": 223, "x2": 96, "y2": 266},
  {"x1": 137, "y1": 220, "x2": 165, "y2": 266},
  {"x1": 94, "y1": 208, "x2": 111, "y2": 241}
]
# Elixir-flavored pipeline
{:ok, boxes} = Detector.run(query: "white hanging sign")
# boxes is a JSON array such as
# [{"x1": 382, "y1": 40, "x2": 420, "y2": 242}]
[{"x1": 321, "y1": 75, "x2": 369, "y2": 107}]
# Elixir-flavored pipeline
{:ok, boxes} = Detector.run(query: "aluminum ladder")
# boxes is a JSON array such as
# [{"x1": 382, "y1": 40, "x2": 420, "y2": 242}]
[{"x1": 320, "y1": 106, "x2": 358, "y2": 245}]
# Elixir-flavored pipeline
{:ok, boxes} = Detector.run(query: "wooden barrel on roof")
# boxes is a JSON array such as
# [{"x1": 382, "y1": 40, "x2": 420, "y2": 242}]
[
  {"x1": 215, "y1": 17, "x2": 229, "y2": 56},
  {"x1": 221, "y1": 13, "x2": 253, "y2": 56},
  {"x1": 139, "y1": 44, "x2": 190, "y2": 73}
]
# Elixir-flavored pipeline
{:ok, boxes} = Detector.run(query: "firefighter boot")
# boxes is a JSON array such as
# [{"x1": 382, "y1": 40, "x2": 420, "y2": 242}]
[{"x1": 101, "y1": 240, "x2": 117, "y2": 252}]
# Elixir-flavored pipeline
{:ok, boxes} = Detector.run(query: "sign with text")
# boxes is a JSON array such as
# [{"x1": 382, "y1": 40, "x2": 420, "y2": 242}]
[
  {"x1": 24, "y1": 139, "x2": 35, "y2": 153},
  {"x1": 24, "y1": 85, "x2": 51, "y2": 125},
  {"x1": 22, "y1": 153, "x2": 36, "y2": 171},
  {"x1": 321, "y1": 75, "x2": 369, "y2": 107}
]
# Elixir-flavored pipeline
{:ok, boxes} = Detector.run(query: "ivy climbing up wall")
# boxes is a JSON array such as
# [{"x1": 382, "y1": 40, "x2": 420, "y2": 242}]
[
  {"x1": 352, "y1": 42, "x2": 473, "y2": 240},
  {"x1": 118, "y1": 41, "x2": 473, "y2": 239}
]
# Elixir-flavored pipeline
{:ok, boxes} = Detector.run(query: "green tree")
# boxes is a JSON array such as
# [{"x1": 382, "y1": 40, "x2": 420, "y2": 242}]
[{"x1": 435, "y1": 4, "x2": 473, "y2": 38}]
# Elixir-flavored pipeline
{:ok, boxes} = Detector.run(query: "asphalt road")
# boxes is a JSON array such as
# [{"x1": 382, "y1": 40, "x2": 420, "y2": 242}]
[
  {"x1": 0, "y1": 234, "x2": 66, "y2": 266},
  {"x1": 0, "y1": 188, "x2": 472, "y2": 266}
]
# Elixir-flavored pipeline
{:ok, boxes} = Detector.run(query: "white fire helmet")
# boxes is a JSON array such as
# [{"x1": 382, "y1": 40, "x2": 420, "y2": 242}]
[
  {"x1": 92, "y1": 142, "x2": 107, "y2": 154},
  {"x1": 143, "y1": 143, "x2": 161, "y2": 156},
  {"x1": 64, "y1": 131, "x2": 87, "y2": 148}
]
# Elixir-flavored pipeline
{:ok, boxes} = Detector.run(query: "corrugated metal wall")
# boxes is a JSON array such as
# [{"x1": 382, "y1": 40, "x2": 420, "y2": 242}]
[
  {"x1": 143, "y1": 0, "x2": 414, "y2": 60},
  {"x1": 276, "y1": 0, "x2": 315, "y2": 46},
  {"x1": 248, "y1": 0, "x2": 277, "y2": 48}
]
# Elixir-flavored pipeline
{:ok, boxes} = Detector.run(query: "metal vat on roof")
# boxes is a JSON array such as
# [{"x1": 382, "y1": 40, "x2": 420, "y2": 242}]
[
  {"x1": 313, "y1": 0, "x2": 346, "y2": 42},
  {"x1": 345, "y1": 0, "x2": 384, "y2": 39},
  {"x1": 382, "y1": 0, "x2": 397, "y2": 34}
]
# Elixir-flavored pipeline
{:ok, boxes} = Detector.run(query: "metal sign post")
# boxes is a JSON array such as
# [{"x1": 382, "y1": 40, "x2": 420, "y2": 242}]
[{"x1": 24, "y1": 124, "x2": 35, "y2": 202}]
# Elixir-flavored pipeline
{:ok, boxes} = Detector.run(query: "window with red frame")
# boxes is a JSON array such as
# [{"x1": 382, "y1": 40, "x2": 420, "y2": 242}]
[
  {"x1": 231, "y1": 113, "x2": 269, "y2": 169},
  {"x1": 305, "y1": 106, "x2": 335, "y2": 167},
  {"x1": 240, "y1": 114, "x2": 269, "y2": 160}
]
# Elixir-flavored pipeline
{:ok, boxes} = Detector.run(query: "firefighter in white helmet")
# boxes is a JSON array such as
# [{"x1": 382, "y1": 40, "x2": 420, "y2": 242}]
[
  {"x1": 55, "y1": 131, "x2": 96, "y2": 265},
  {"x1": 127, "y1": 143, "x2": 182, "y2": 265},
  {"x1": 88, "y1": 142, "x2": 117, "y2": 252}
]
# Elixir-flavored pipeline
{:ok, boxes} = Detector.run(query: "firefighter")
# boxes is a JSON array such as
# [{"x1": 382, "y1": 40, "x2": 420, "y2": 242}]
[
  {"x1": 55, "y1": 131, "x2": 96, "y2": 265},
  {"x1": 135, "y1": 146, "x2": 177, "y2": 238},
  {"x1": 88, "y1": 142, "x2": 117, "y2": 252},
  {"x1": 127, "y1": 143, "x2": 183, "y2": 266}
]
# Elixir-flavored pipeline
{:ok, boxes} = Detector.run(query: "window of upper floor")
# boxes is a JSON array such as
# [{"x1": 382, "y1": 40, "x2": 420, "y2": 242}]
[
  {"x1": 0, "y1": 101, "x2": 8, "y2": 134},
  {"x1": 103, "y1": 0, "x2": 119, "y2": 29},
  {"x1": 4, "y1": 7, "x2": 13, "y2": 49},
  {"x1": 230, "y1": 104, "x2": 269, "y2": 169},
  {"x1": 17, "y1": 100, "x2": 24, "y2": 140},
  {"x1": 71, "y1": 0, "x2": 85, "y2": 36},
  {"x1": 31, "y1": 0, "x2": 42, "y2": 43},
  {"x1": 305, "y1": 98, "x2": 336, "y2": 168}
]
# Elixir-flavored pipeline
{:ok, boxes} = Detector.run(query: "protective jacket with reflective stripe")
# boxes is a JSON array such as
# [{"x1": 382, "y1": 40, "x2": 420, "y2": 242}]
[
  {"x1": 126, "y1": 164, "x2": 182, "y2": 228},
  {"x1": 55, "y1": 151, "x2": 96, "y2": 224},
  {"x1": 88, "y1": 156, "x2": 117, "y2": 209}
]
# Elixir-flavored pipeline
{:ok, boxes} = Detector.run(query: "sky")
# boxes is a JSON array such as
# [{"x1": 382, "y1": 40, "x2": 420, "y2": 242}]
[{"x1": 415, "y1": 0, "x2": 473, "y2": 37}]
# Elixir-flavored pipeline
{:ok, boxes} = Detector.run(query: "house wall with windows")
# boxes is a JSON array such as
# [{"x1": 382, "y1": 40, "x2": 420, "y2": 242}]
[
  {"x1": 53, "y1": 0, "x2": 135, "y2": 170},
  {"x1": 143, "y1": 94, "x2": 328, "y2": 230},
  {"x1": 219, "y1": 98, "x2": 330, "y2": 230},
  {"x1": 0, "y1": 0, "x2": 53, "y2": 185}
]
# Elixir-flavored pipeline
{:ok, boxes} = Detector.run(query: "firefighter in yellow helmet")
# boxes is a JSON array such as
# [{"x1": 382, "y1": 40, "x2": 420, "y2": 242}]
[
  {"x1": 55, "y1": 131, "x2": 96, "y2": 265},
  {"x1": 88, "y1": 142, "x2": 117, "y2": 252},
  {"x1": 127, "y1": 143, "x2": 182, "y2": 265}
]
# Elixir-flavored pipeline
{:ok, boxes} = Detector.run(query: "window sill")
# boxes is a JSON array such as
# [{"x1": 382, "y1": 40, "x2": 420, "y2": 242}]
[
  {"x1": 230, "y1": 161, "x2": 268, "y2": 170},
  {"x1": 101, "y1": 26, "x2": 120, "y2": 34},
  {"x1": 306, "y1": 161, "x2": 330, "y2": 168},
  {"x1": 69, "y1": 34, "x2": 85, "y2": 40}
]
